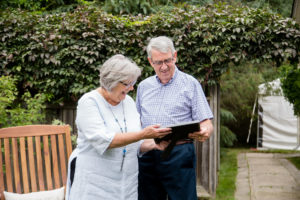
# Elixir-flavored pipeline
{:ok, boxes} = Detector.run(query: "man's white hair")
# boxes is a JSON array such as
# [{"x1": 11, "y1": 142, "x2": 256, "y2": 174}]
[{"x1": 146, "y1": 36, "x2": 176, "y2": 58}]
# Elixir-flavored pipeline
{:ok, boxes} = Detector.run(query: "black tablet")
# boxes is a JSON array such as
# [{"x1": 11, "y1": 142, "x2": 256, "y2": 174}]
[
  {"x1": 154, "y1": 120, "x2": 200, "y2": 144},
  {"x1": 155, "y1": 120, "x2": 200, "y2": 159}
]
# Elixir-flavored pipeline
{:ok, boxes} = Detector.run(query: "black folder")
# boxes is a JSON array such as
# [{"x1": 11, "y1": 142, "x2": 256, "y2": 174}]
[{"x1": 155, "y1": 120, "x2": 200, "y2": 159}]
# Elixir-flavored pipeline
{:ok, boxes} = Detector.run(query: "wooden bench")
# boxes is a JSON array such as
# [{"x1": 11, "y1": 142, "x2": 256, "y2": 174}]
[{"x1": 0, "y1": 125, "x2": 73, "y2": 200}]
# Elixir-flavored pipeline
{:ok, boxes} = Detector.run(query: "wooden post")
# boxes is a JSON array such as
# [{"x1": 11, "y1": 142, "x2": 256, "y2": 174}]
[
  {"x1": 196, "y1": 84, "x2": 220, "y2": 198},
  {"x1": 292, "y1": 0, "x2": 300, "y2": 23}
]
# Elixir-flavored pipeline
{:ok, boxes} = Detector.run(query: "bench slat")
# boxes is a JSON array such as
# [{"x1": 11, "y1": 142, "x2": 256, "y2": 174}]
[
  {"x1": 20, "y1": 137, "x2": 29, "y2": 193},
  {"x1": 0, "y1": 140, "x2": 5, "y2": 200},
  {"x1": 43, "y1": 136, "x2": 53, "y2": 190},
  {"x1": 35, "y1": 136, "x2": 45, "y2": 191},
  {"x1": 51, "y1": 135, "x2": 60, "y2": 188},
  {"x1": 58, "y1": 134, "x2": 67, "y2": 185},
  {"x1": 28, "y1": 137, "x2": 37, "y2": 192},
  {"x1": 4, "y1": 139, "x2": 13, "y2": 192},
  {"x1": 12, "y1": 138, "x2": 21, "y2": 193}
]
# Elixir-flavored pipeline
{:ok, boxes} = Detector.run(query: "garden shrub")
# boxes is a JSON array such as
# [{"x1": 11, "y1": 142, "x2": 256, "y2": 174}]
[
  {"x1": 0, "y1": 0, "x2": 84, "y2": 11},
  {"x1": 220, "y1": 108, "x2": 237, "y2": 147},
  {"x1": 0, "y1": 3, "x2": 299, "y2": 103},
  {"x1": 0, "y1": 75, "x2": 46, "y2": 128},
  {"x1": 280, "y1": 64, "x2": 300, "y2": 116}
]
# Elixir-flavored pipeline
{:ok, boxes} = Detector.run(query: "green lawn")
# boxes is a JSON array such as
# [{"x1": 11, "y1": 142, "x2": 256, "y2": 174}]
[
  {"x1": 214, "y1": 148, "x2": 239, "y2": 200},
  {"x1": 288, "y1": 157, "x2": 300, "y2": 170}
]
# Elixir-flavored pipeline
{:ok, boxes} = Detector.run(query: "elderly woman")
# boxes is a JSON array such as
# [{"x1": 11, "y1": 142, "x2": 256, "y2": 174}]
[{"x1": 67, "y1": 54, "x2": 171, "y2": 200}]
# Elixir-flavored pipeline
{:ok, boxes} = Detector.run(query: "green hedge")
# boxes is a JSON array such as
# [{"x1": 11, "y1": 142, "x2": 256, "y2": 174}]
[
  {"x1": 1, "y1": 3, "x2": 300, "y2": 102},
  {"x1": 280, "y1": 64, "x2": 300, "y2": 116}
]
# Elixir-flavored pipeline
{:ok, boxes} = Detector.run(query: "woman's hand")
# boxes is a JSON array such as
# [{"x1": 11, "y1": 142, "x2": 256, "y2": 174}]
[
  {"x1": 141, "y1": 125, "x2": 171, "y2": 139},
  {"x1": 109, "y1": 125, "x2": 170, "y2": 149}
]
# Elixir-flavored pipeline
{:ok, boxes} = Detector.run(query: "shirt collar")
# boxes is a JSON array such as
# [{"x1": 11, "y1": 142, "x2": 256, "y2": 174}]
[{"x1": 155, "y1": 66, "x2": 178, "y2": 85}]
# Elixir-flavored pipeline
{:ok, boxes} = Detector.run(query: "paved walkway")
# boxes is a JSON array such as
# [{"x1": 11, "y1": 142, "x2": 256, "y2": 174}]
[{"x1": 235, "y1": 153, "x2": 300, "y2": 200}]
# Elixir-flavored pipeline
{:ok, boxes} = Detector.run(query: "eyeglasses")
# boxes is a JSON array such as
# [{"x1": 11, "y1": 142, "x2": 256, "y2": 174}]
[
  {"x1": 151, "y1": 57, "x2": 174, "y2": 67},
  {"x1": 120, "y1": 80, "x2": 136, "y2": 89}
]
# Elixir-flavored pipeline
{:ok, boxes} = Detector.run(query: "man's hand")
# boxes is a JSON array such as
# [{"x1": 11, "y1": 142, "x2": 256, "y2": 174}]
[
  {"x1": 188, "y1": 119, "x2": 213, "y2": 142},
  {"x1": 140, "y1": 139, "x2": 170, "y2": 153},
  {"x1": 155, "y1": 140, "x2": 170, "y2": 150}
]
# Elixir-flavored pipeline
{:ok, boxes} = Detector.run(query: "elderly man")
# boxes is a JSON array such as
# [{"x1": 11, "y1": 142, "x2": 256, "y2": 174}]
[{"x1": 136, "y1": 36, "x2": 214, "y2": 200}]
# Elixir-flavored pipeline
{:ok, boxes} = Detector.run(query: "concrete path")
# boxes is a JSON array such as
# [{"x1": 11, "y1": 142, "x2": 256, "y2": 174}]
[{"x1": 235, "y1": 153, "x2": 300, "y2": 200}]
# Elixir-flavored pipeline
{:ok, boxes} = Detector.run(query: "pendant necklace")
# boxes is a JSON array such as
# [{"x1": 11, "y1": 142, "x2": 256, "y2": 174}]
[{"x1": 108, "y1": 101, "x2": 127, "y2": 171}]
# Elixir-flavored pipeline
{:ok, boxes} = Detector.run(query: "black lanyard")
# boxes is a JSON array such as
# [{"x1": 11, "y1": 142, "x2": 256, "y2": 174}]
[{"x1": 108, "y1": 101, "x2": 127, "y2": 171}]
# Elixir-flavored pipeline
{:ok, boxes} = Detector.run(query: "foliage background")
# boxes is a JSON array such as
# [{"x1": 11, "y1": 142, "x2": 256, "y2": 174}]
[
  {"x1": 220, "y1": 62, "x2": 281, "y2": 145},
  {"x1": 1, "y1": 3, "x2": 299, "y2": 104},
  {"x1": 0, "y1": 76, "x2": 46, "y2": 127},
  {"x1": 280, "y1": 64, "x2": 300, "y2": 116}
]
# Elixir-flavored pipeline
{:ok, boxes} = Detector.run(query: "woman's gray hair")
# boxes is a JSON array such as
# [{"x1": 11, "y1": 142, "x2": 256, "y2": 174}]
[
  {"x1": 146, "y1": 36, "x2": 176, "y2": 58},
  {"x1": 99, "y1": 54, "x2": 141, "y2": 91}
]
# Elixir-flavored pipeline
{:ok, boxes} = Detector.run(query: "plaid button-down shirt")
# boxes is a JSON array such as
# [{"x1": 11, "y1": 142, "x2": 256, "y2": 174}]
[{"x1": 136, "y1": 67, "x2": 213, "y2": 128}]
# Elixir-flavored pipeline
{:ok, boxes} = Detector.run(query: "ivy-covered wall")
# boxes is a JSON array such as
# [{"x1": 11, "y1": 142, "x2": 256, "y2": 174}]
[{"x1": 1, "y1": 3, "x2": 300, "y2": 102}]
